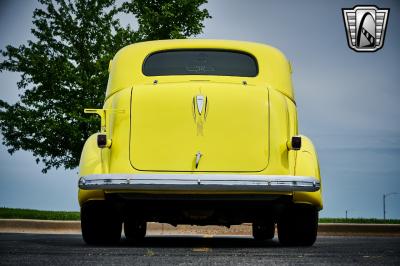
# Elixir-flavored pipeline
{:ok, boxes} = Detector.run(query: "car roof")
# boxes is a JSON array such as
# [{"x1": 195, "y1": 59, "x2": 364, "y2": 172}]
[{"x1": 106, "y1": 39, "x2": 294, "y2": 101}]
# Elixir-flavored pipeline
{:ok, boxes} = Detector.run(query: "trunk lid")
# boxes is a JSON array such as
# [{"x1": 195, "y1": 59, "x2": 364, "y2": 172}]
[{"x1": 130, "y1": 83, "x2": 269, "y2": 172}]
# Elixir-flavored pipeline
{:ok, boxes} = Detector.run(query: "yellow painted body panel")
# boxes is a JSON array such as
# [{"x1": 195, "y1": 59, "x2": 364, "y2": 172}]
[
  {"x1": 78, "y1": 133, "x2": 105, "y2": 205},
  {"x1": 293, "y1": 135, "x2": 323, "y2": 209},
  {"x1": 106, "y1": 39, "x2": 294, "y2": 100},
  {"x1": 78, "y1": 39, "x2": 322, "y2": 210},
  {"x1": 130, "y1": 83, "x2": 269, "y2": 172}
]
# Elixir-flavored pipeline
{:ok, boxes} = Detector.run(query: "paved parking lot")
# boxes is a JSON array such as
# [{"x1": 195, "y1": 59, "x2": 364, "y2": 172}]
[{"x1": 1, "y1": 233, "x2": 399, "y2": 265}]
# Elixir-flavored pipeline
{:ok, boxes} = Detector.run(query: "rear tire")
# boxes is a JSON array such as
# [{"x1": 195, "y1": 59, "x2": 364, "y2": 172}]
[
  {"x1": 124, "y1": 220, "x2": 147, "y2": 242},
  {"x1": 278, "y1": 205, "x2": 318, "y2": 246},
  {"x1": 81, "y1": 201, "x2": 122, "y2": 245},
  {"x1": 252, "y1": 221, "x2": 275, "y2": 240}
]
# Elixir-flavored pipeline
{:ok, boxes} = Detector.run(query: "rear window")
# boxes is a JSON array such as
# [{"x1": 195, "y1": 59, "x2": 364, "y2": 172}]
[{"x1": 143, "y1": 50, "x2": 258, "y2": 77}]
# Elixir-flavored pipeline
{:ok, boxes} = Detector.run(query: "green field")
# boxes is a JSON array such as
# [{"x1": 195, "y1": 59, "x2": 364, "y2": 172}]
[
  {"x1": 319, "y1": 217, "x2": 400, "y2": 224},
  {"x1": 0, "y1": 207, "x2": 80, "y2": 221},
  {"x1": 1, "y1": 207, "x2": 399, "y2": 224}
]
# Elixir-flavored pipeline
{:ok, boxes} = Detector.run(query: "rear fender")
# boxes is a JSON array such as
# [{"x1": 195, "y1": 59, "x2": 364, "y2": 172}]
[
  {"x1": 78, "y1": 133, "x2": 105, "y2": 206},
  {"x1": 293, "y1": 135, "x2": 323, "y2": 210}
]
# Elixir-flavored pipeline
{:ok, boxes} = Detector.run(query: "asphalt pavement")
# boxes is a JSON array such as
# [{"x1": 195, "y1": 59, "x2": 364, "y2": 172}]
[{"x1": 0, "y1": 233, "x2": 399, "y2": 265}]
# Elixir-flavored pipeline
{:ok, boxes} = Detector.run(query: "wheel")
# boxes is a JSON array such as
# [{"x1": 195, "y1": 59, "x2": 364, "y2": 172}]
[
  {"x1": 124, "y1": 220, "x2": 147, "y2": 242},
  {"x1": 278, "y1": 205, "x2": 318, "y2": 246},
  {"x1": 252, "y1": 221, "x2": 275, "y2": 240},
  {"x1": 81, "y1": 201, "x2": 122, "y2": 245}
]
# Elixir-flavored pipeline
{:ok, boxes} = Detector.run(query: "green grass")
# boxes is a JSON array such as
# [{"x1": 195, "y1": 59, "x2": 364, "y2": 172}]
[
  {"x1": 0, "y1": 207, "x2": 80, "y2": 221},
  {"x1": 319, "y1": 217, "x2": 400, "y2": 224},
  {"x1": 1, "y1": 207, "x2": 399, "y2": 224}
]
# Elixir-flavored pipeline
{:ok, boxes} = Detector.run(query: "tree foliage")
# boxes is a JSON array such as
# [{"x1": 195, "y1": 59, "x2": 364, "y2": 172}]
[{"x1": 0, "y1": 0, "x2": 210, "y2": 172}]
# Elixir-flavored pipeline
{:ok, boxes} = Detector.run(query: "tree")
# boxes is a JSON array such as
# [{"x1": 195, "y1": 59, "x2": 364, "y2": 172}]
[
  {"x1": 0, "y1": 0, "x2": 211, "y2": 173},
  {"x1": 122, "y1": 0, "x2": 211, "y2": 40}
]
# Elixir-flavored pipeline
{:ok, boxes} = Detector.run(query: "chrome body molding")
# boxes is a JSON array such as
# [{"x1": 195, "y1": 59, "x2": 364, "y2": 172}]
[
  {"x1": 196, "y1": 95, "x2": 205, "y2": 115},
  {"x1": 78, "y1": 174, "x2": 321, "y2": 192}
]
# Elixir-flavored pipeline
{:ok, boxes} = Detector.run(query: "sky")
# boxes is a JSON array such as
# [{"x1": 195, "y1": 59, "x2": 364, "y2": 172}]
[{"x1": 0, "y1": 0, "x2": 399, "y2": 219}]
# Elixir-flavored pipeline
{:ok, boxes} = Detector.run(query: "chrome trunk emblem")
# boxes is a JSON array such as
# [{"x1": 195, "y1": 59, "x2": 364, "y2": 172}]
[
  {"x1": 195, "y1": 152, "x2": 202, "y2": 169},
  {"x1": 196, "y1": 95, "x2": 205, "y2": 115}
]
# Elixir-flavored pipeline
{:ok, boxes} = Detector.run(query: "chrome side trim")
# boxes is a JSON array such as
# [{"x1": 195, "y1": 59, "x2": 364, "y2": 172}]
[{"x1": 78, "y1": 174, "x2": 320, "y2": 192}]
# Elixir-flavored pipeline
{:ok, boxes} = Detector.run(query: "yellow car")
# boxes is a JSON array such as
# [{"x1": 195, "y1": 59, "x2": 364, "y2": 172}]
[{"x1": 78, "y1": 39, "x2": 323, "y2": 246}]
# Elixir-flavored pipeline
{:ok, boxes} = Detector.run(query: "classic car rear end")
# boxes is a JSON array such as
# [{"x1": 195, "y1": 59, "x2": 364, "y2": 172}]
[{"x1": 78, "y1": 40, "x2": 323, "y2": 246}]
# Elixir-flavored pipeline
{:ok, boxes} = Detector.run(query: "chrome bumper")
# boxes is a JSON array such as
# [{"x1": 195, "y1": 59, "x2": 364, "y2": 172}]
[{"x1": 78, "y1": 174, "x2": 320, "y2": 192}]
